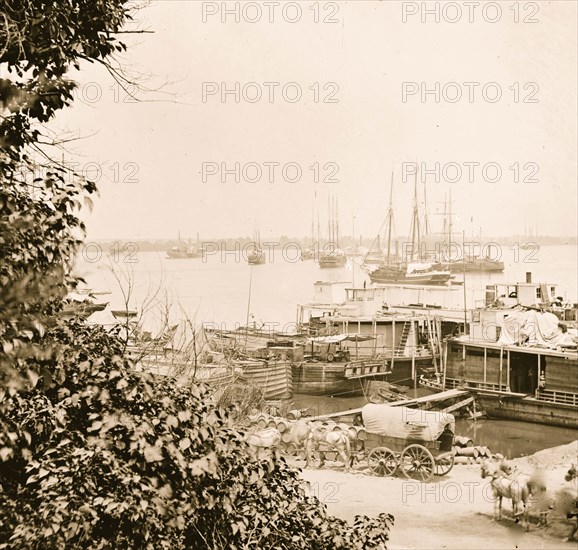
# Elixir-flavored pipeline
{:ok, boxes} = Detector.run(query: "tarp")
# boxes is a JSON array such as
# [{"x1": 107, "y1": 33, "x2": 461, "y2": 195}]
[
  {"x1": 497, "y1": 310, "x2": 574, "y2": 348},
  {"x1": 361, "y1": 404, "x2": 455, "y2": 441}
]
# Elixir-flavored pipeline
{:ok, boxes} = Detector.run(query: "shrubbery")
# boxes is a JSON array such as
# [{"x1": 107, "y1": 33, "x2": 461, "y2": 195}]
[{"x1": 0, "y1": 321, "x2": 393, "y2": 548}]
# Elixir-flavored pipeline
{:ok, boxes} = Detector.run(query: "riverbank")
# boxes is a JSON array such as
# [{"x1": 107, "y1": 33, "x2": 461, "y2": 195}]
[{"x1": 294, "y1": 440, "x2": 578, "y2": 549}]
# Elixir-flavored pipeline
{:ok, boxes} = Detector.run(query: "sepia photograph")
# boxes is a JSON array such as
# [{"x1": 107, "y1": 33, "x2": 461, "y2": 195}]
[{"x1": 0, "y1": 1, "x2": 577, "y2": 548}]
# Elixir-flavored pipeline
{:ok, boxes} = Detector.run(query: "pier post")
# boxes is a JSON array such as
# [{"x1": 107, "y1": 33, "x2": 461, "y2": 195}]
[
  {"x1": 411, "y1": 320, "x2": 416, "y2": 388},
  {"x1": 499, "y1": 347, "x2": 503, "y2": 390},
  {"x1": 506, "y1": 350, "x2": 511, "y2": 391},
  {"x1": 442, "y1": 340, "x2": 448, "y2": 390},
  {"x1": 392, "y1": 319, "x2": 396, "y2": 372}
]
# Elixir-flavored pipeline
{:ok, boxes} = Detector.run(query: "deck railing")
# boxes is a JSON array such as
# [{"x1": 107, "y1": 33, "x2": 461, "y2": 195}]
[
  {"x1": 536, "y1": 389, "x2": 578, "y2": 406},
  {"x1": 442, "y1": 378, "x2": 578, "y2": 405},
  {"x1": 442, "y1": 378, "x2": 508, "y2": 393}
]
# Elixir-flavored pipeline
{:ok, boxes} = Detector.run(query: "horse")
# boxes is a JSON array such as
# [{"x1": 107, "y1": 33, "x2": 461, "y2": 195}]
[
  {"x1": 562, "y1": 464, "x2": 578, "y2": 541},
  {"x1": 480, "y1": 459, "x2": 546, "y2": 531},
  {"x1": 305, "y1": 425, "x2": 351, "y2": 472},
  {"x1": 245, "y1": 427, "x2": 281, "y2": 459},
  {"x1": 565, "y1": 463, "x2": 577, "y2": 483}
]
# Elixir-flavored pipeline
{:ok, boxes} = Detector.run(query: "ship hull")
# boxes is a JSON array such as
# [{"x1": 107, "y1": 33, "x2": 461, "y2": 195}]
[
  {"x1": 441, "y1": 260, "x2": 504, "y2": 273},
  {"x1": 292, "y1": 361, "x2": 364, "y2": 396},
  {"x1": 318, "y1": 254, "x2": 347, "y2": 268},
  {"x1": 237, "y1": 359, "x2": 292, "y2": 399},
  {"x1": 369, "y1": 272, "x2": 451, "y2": 285},
  {"x1": 166, "y1": 251, "x2": 199, "y2": 259},
  {"x1": 292, "y1": 356, "x2": 433, "y2": 396}
]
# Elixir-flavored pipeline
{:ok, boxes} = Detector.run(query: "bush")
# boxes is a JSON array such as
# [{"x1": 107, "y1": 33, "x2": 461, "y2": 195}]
[{"x1": 0, "y1": 321, "x2": 393, "y2": 548}]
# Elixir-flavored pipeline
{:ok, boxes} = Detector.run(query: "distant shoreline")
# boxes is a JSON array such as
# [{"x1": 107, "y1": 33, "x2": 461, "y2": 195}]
[{"x1": 82, "y1": 237, "x2": 578, "y2": 253}]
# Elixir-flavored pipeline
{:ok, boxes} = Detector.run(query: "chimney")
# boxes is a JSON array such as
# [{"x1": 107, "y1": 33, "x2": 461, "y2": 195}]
[{"x1": 526, "y1": 272, "x2": 532, "y2": 283}]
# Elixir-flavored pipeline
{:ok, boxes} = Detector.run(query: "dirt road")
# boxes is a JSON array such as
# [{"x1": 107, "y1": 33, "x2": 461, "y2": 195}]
[{"x1": 295, "y1": 441, "x2": 578, "y2": 549}]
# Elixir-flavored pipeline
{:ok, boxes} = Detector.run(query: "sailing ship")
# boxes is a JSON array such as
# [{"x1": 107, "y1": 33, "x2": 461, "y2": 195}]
[
  {"x1": 300, "y1": 215, "x2": 317, "y2": 260},
  {"x1": 366, "y1": 172, "x2": 451, "y2": 285},
  {"x1": 166, "y1": 232, "x2": 201, "y2": 259},
  {"x1": 436, "y1": 193, "x2": 505, "y2": 273},
  {"x1": 318, "y1": 196, "x2": 347, "y2": 268},
  {"x1": 247, "y1": 225, "x2": 266, "y2": 265}
]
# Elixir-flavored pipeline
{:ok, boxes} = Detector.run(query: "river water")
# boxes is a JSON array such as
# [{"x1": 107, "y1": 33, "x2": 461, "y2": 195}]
[
  {"x1": 77, "y1": 243, "x2": 577, "y2": 329},
  {"x1": 76, "y1": 243, "x2": 577, "y2": 458}
]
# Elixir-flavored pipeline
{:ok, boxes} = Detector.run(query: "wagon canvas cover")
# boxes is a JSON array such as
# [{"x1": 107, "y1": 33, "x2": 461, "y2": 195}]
[{"x1": 361, "y1": 404, "x2": 455, "y2": 442}]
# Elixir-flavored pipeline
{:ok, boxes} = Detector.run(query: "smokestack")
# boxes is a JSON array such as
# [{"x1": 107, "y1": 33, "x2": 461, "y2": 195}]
[{"x1": 526, "y1": 272, "x2": 532, "y2": 283}]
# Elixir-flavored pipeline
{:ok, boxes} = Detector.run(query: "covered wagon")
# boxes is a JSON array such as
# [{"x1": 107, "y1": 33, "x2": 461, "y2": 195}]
[{"x1": 360, "y1": 404, "x2": 456, "y2": 482}]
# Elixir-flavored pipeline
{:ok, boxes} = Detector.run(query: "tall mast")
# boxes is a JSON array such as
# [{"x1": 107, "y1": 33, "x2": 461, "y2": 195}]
[
  {"x1": 408, "y1": 170, "x2": 421, "y2": 261},
  {"x1": 423, "y1": 179, "x2": 431, "y2": 236},
  {"x1": 327, "y1": 196, "x2": 332, "y2": 244},
  {"x1": 386, "y1": 171, "x2": 394, "y2": 264},
  {"x1": 442, "y1": 194, "x2": 448, "y2": 248},
  {"x1": 448, "y1": 188, "x2": 453, "y2": 253},
  {"x1": 335, "y1": 197, "x2": 340, "y2": 247}
]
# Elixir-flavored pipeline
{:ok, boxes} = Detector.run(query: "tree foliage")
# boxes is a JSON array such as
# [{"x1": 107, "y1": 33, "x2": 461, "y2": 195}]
[{"x1": 0, "y1": 1, "x2": 393, "y2": 548}]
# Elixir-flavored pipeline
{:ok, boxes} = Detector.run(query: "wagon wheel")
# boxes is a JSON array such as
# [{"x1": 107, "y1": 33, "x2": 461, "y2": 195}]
[
  {"x1": 367, "y1": 447, "x2": 398, "y2": 477},
  {"x1": 434, "y1": 452, "x2": 455, "y2": 476},
  {"x1": 400, "y1": 444, "x2": 435, "y2": 482}
]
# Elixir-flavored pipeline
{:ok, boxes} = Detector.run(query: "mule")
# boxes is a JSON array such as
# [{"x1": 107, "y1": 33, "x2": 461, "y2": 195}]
[
  {"x1": 565, "y1": 463, "x2": 577, "y2": 483},
  {"x1": 305, "y1": 426, "x2": 351, "y2": 472},
  {"x1": 245, "y1": 427, "x2": 281, "y2": 459},
  {"x1": 563, "y1": 463, "x2": 578, "y2": 541},
  {"x1": 481, "y1": 459, "x2": 546, "y2": 531}
]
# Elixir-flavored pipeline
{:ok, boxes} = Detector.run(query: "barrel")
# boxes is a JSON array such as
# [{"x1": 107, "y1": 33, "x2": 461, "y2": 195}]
[
  {"x1": 454, "y1": 456, "x2": 473, "y2": 465},
  {"x1": 456, "y1": 447, "x2": 478, "y2": 458},
  {"x1": 475, "y1": 446, "x2": 486, "y2": 458},
  {"x1": 247, "y1": 414, "x2": 260, "y2": 426},
  {"x1": 276, "y1": 419, "x2": 288, "y2": 433},
  {"x1": 454, "y1": 435, "x2": 474, "y2": 447},
  {"x1": 286, "y1": 410, "x2": 302, "y2": 421},
  {"x1": 348, "y1": 426, "x2": 359, "y2": 440},
  {"x1": 256, "y1": 415, "x2": 268, "y2": 429},
  {"x1": 267, "y1": 419, "x2": 277, "y2": 429},
  {"x1": 285, "y1": 443, "x2": 297, "y2": 456},
  {"x1": 356, "y1": 428, "x2": 366, "y2": 441}
]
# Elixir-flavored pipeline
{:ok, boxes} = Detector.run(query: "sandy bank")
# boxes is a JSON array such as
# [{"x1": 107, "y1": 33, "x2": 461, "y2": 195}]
[{"x1": 293, "y1": 440, "x2": 578, "y2": 549}]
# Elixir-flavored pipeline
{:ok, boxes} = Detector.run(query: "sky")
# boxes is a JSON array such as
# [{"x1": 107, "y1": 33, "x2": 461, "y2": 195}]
[{"x1": 51, "y1": 0, "x2": 577, "y2": 242}]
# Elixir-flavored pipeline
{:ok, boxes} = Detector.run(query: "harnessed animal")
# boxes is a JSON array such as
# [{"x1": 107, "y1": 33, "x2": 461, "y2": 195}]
[
  {"x1": 305, "y1": 425, "x2": 351, "y2": 471},
  {"x1": 480, "y1": 459, "x2": 546, "y2": 531},
  {"x1": 563, "y1": 464, "x2": 578, "y2": 541},
  {"x1": 245, "y1": 427, "x2": 281, "y2": 459}
]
